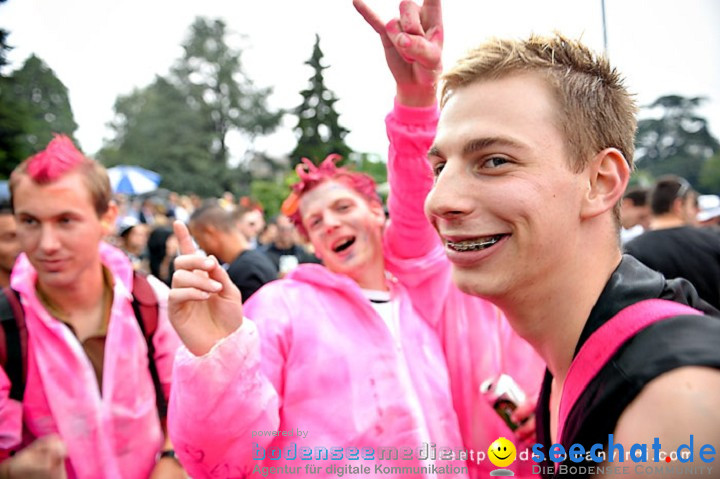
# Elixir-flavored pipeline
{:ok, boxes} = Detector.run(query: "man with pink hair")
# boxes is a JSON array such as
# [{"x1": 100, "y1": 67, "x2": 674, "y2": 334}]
[
  {"x1": 0, "y1": 136, "x2": 184, "y2": 478},
  {"x1": 168, "y1": 154, "x2": 468, "y2": 477}
]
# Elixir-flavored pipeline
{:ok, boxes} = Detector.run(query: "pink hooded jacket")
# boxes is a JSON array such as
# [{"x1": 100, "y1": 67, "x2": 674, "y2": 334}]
[
  {"x1": 0, "y1": 242, "x2": 180, "y2": 478},
  {"x1": 383, "y1": 101, "x2": 546, "y2": 477},
  {"x1": 169, "y1": 264, "x2": 468, "y2": 478}
]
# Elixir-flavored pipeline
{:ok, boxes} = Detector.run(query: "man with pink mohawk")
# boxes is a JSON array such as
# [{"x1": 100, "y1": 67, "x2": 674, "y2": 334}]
[{"x1": 0, "y1": 135, "x2": 185, "y2": 478}]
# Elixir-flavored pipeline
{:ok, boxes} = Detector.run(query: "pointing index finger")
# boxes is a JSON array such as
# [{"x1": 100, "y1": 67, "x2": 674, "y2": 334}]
[{"x1": 173, "y1": 220, "x2": 197, "y2": 256}]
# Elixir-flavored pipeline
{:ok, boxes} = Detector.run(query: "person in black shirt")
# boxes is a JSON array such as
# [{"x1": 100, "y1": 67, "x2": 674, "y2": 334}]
[
  {"x1": 188, "y1": 202, "x2": 276, "y2": 302},
  {"x1": 625, "y1": 175, "x2": 720, "y2": 309},
  {"x1": 260, "y1": 214, "x2": 321, "y2": 277},
  {"x1": 425, "y1": 29, "x2": 720, "y2": 478}
]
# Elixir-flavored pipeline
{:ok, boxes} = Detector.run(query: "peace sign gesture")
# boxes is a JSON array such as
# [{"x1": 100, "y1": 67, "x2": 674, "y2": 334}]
[
  {"x1": 167, "y1": 221, "x2": 244, "y2": 357},
  {"x1": 354, "y1": 0, "x2": 443, "y2": 107}
]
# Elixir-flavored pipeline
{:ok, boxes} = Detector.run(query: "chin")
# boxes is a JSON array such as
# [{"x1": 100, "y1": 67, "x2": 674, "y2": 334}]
[
  {"x1": 451, "y1": 267, "x2": 502, "y2": 302},
  {"x1": 36, "y1": 271, "x2": 74, "y2": 289}
]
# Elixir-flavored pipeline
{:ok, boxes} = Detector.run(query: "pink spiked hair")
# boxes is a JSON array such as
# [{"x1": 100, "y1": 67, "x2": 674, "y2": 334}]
[
  {"x1": 9, "y1": 134, "x2": 112, "y2": 216},
  {"x1": 26, "y1": 134, "x2": 85, "y2": 182},
  {"x1": 281, "y1": 154, "x2": 381, "y2": 237}
]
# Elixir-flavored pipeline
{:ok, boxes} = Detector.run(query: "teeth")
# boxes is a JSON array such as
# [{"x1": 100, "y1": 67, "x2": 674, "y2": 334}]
[{"x1": 447, "y1": 235, "x2": 503, "y2": 252}]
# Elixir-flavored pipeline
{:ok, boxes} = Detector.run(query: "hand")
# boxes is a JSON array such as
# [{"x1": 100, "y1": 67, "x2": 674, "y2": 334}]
[
  {"x1": 353, "y1": 0, "x2": 443, "y2": 107},
  {"x1": 511, "y1": 398, "x2": 537, "y2": 444},
  {"x1": 149, "y1": 456, "x2": 186, "y2": 479},
  {"x1": 168, "y1": 221, "x2": 244, "y2": 357},
  {"x1": 1, "y1": 436, "x2": 67, "y2": 479}
]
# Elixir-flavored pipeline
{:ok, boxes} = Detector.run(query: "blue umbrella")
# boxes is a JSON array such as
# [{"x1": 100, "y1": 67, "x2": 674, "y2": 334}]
[{"x1": 107, "y1": 165, "x2": 161, "y2": 195}]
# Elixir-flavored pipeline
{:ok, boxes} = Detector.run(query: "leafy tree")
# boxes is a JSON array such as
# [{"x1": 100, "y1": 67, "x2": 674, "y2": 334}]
[
  {"x1": 699, "y1": 151, "x2": 720, "y2": 193},
  {"x1": 634, "y1": 95, "x2": 719, "y2": 187},
  {"x1": 291, "y1": 34, "x2": 351, "y2": 164},
  {"x1": 0, "y1": 54, "x2": 77, "y2": 176},
  {"x1": 250, "y1": 172, "x2": 298, "y2": 220},
  {"x1": 171, "y1": 17, "x2": 282, "y2": 166},
  {"x1": 102, "y1": 17, "x2": 284, "y2": 197},
  {"x1": 98, "y1": 76, "x2": 220, "y2": 196}
]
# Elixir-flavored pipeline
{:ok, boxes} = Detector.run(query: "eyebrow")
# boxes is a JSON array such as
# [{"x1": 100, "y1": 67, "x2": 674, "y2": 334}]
[
  {"x1": 428, "y1": 136, "x2": 527, "y2": 159},
  {"x1": 15, "y1": 210, "x2": 81, "y2": 219}
]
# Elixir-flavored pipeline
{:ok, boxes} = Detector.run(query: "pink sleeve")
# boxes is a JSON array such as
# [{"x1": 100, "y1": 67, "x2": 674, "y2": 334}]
[
  {"x1": 168, "y1": 319, "x2": 280, "y2": 478},
  {"x1": 383, "y1": 100, "x2": 454, "y2": 327},
  {"x1": 384, "y1": 100, "x2": 441, "y2": 260},
  {"x1": 0, "y1": 367, "x2": 22, "y2": 452}
]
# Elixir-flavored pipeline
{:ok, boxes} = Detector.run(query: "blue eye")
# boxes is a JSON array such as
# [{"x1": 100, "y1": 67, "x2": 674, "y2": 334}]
[{"x1": 485, "y1": 157, "x2": 509, "y2": 168}]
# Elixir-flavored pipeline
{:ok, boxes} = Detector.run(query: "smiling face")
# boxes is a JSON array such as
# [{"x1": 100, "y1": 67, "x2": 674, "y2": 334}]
[
  {"x1": 488, "y1": 437, "x2": 517, "y2": 468},
  {"x1": 13, "y1": 171, "x2": 116, "y2": 290},
  {"x1": 299, "y1": 180, "x2": 386, "y2": 284},
  {"x1": 425, "y1": 73, "x2": 587, "y2": 301}
]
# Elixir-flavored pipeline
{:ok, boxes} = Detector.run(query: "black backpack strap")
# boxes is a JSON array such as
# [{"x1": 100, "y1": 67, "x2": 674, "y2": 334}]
[
  {"x1": 131, "y1": 272, "x2": 167, "y2": 420},
  {"x1": 0, "y1": 288, "x2": 27, "y2": 401}
]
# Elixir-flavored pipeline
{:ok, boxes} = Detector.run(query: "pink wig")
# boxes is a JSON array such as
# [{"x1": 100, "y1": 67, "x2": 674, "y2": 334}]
[{"x1": 281, "y1": 154, "x2": 380, "y2": 237}]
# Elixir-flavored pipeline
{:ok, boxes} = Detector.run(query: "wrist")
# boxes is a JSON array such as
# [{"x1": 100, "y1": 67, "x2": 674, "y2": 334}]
[{"x1": 396, "y1": 85, "x2": 437, "y2": 108}]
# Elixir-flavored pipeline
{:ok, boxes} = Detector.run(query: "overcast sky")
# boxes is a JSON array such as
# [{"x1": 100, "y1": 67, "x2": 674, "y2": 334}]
[{"x1": 2, "y1": 0, "x2": 719, "y2": 166}]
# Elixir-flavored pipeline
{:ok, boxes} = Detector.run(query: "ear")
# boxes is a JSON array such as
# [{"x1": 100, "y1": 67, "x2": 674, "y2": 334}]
[
  {"x1": 368, "y1": 201, "x2": 387, "y2": 228},
  {"x1": 100, "y1": 201, "x2": 118, "y2": 236},
  {"x1": 670, "y1": 196, "x2": 685, "y2": 216},
  {"x1": 580, "y1": 148, "x2": 630, "y2": 220}
]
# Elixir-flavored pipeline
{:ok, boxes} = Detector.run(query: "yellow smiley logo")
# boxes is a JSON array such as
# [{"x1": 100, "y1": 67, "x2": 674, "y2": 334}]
[{"x1": 488, "y1": 437, "x2": 517, "y2": 468}]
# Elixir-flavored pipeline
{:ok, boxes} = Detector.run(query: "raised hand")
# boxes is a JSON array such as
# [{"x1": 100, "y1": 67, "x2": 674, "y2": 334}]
[
  {"x1": 168, "y1": 221, "x2": 243, "y2": 357},
  {"x1": 353, "y1": 0, "x2": 443, "y2": 107}
]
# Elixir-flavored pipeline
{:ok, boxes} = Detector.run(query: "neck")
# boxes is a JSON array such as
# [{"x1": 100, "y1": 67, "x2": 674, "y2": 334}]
[
  {"x1": 38, "y1": 263, "x2": 106, "y2": 315},
  {"x1": 0, "y1": 269, "x2": 10, "y2": 288},
  {"x1": 650, "y1": 214, "x2": 685, "y2": 230},
  {"x1": 495, "y1": 236, "x2": 622, "y2": 385},
  {"x1": 353, "y1": 258, "x2": 389, "y2": 292},
  {"x1": 218, "y1": 232, "x2": 249, "y2": 264}
]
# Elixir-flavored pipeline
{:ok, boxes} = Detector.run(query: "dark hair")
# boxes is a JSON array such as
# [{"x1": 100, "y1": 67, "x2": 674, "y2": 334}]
[
  {"x1": 190, "y1": 201, "x2": 237, "y2": 233},
  {"x1": 649, "y1": 175, "x2": 693, "y2": 215},
  {"x1": 623, "y1": 187, "x2": 648, "y2": 206},
  {"x1": 147, "y1": 226, "x2": 174, "y2": 283}
]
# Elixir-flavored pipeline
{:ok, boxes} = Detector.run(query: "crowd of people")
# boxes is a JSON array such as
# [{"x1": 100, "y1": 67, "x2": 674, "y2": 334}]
[{"x1": 1, "y1": 1, "x2": 719, "y2": 478}]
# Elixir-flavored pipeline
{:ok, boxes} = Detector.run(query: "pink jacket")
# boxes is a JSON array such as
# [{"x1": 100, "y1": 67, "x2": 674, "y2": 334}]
[
  {"x1": 383, "y1": 101, "x2": 546, "y2": 477},
  {"x1": 0, "y1": 242, "x2": 180, "y2": 479},
  {"x1": 169, "y1": 265, "x2": 468, "y2": 478}
]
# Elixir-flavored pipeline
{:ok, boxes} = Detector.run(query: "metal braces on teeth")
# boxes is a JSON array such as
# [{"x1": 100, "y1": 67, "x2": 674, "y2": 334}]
[{"x1": 448, "y1": 237, "x2": 499, "y2": 251}]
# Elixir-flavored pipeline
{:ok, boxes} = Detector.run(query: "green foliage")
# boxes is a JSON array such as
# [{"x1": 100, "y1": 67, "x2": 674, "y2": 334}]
[
  {"x1": 699, "y1": 151, "x2": 720, "y2": 193},
  {"x1": 98, "y1": 76, "x2": 220, "y2": 196},
  {"x1": 250, "y1": 171, "x2": 299, "y2": 219},
  {"x1": 634, "y1": 95, "x2": 719, "y2": 188},
  {"x1": 0, "y1": 54, "x2": 77, "y2": 177},
  {"x1": 102, "y1": 16, "x2": 283, "y2": 197},
  {"x1": 171, "y1": 17, "x2": 282, "y2": 165},
  {"x1": 291, "y1": 34, "x2": 351, "y2": 165}
]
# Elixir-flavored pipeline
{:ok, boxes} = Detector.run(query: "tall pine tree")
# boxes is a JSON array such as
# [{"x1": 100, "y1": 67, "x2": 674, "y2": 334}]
[{"x1": 291, "y1": 34, "x2": 351, "y2": 164}]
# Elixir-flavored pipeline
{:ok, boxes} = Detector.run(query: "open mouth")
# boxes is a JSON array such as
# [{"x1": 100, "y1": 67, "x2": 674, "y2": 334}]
[
  {"x1": 332, "y1": 236, "x2": 356, "y2": 253},
  {"x1": 445, "y1": 234, "x2": 507, "y2": 252}
]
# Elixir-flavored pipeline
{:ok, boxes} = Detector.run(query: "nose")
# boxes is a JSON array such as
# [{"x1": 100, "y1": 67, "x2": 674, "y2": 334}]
[
  {"x1": 39, "y1": 223, "x2": 61, "y2": 254},
  {"x1": 424, "y1": 162, "x2": 475, "y2": 221},
  {"x1": 323, "y1": 211, "x2": 341, "y2": 234}
]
